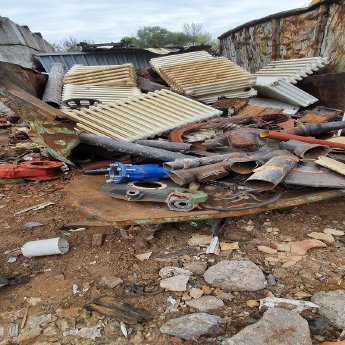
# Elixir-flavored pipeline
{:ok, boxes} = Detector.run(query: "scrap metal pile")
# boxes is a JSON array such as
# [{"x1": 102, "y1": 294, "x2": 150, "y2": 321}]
[{"x1": 2, "y1": 51, "x2": 345, "y2": 218}]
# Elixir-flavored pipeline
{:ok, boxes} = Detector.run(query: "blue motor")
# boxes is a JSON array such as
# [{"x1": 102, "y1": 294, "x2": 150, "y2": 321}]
[{"x1": 107, "y1": 162, "x2": 169, "y2": 184}]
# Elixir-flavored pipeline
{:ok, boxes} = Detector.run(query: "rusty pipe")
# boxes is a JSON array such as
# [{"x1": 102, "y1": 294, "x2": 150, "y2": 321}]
[
  {"x1": 168, "y1": 150, "x2": 289, "y2": 186},
  {"x1": 283, "y1": 121, "x2": 345, "y2": 136},
  {"x1": 246, "y1": 153, "x2": 299, "y2": 191},
  {"x1": 279, "y1": 140, "x2": 331, "y2": 159},
  {"x1": 169, "y1": 162, "x2": 230, "y2": 185},
  {"x1": 261, "y1": 131, "x2": 345, "y2": 151},
  {"x1": 164, "y1": 152, "x2": 245, "y2": 171}
]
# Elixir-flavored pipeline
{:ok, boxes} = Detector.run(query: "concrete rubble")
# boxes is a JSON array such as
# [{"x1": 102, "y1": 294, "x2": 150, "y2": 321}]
[{"x1": 1, "y1": 3, "x2": 345, "y2": 344}]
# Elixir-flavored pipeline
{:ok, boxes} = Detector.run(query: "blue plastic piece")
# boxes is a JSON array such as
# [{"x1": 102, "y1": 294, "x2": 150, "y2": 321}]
[{"x1": 108, "y1": 162, "x2": 169, "y2": 184}]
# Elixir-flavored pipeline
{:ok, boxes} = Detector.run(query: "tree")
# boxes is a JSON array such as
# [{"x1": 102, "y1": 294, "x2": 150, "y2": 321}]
[
  {"x1": 120, "y1": 24, "x2": 217, "y2": 49},
  {"x1": 50, "y1": 37, "x2": 93, "y2": 52},
  {"x1": 183, "y1": 23, "x2": 204, "y2": 46},
  {"x1": 136, "y1": 26, "x2": 170, "y2": 47}
]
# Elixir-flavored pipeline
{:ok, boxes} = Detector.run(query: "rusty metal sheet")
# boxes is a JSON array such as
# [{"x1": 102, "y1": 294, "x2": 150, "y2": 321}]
[
  {"x1": 298, "y1": 72, "x2": 345, "y2": 110},
  {"x1": 219, "y1": 0, "x2": 345, "y2": 74},
  {"x1": 63, "y1": 175, "x2": 345, "y2": 226},
  {"x1": 0, "y1": 86, "x2": 78, "y2": 164}
]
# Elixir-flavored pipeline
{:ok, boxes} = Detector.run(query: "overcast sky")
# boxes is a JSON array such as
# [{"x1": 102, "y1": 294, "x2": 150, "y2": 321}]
[{"x1": 1, "y1": 0, "x2": 309, "y2": 44}]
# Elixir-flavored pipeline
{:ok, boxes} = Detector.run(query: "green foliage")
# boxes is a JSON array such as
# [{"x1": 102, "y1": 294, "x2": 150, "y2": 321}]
[{"x1": 120, "y1": 23, "x2": 217, "y2": 49}]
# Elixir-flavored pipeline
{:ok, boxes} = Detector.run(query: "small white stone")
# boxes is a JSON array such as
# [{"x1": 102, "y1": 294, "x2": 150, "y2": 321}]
[
  {"x1": 323, "y1": 228, "x2": 344, "y2": 236},
  {"x1": 307, "y1": 232, "x2": 335, "y2": 243}
]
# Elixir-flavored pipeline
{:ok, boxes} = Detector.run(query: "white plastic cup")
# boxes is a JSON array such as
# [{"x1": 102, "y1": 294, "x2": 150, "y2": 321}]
[{"x1": 21, "y1": 237, "x2": 69, "y2": 258}]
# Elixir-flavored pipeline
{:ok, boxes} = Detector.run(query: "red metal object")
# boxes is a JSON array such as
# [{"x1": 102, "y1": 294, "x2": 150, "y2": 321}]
[
  {"x1": 0, "y1": 161, "x2": 64, "y2": 180},
  {"x1": 261, "y1": 131, "x2": 345, "y2": 150}
]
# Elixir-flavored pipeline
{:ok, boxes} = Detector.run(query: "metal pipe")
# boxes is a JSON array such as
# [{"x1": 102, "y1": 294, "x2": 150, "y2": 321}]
[
  {"x1": 246, "y1": 153, "x2": 299, "y2": 191},
  {"x1": 42, "y1": 63, "x2": 65, "y2": 108},
  {"x1": 283, "y1": 121, "x2": 345, "y2": 136},
  {"x1": 169, "y1": 161, "x2": 231, "y2": 185},
  {"x1": 168, "y1": 151, "x2": 289, "y2": 185},
  {"x1": 164, "y1": 152, "x2": 245, "y2": 171},
  {"x1": 135, "y1": 140, "x2": 192, "y2": 152},
  {"x1": 79, "y1": 133, "x2": 193, "y2": 162},
  {"x1": 261, "y1": 131, "x2": 345, "y2": 150},
  {"x1": 279, "y1": 139, "x2": 331, "y2": 159}
]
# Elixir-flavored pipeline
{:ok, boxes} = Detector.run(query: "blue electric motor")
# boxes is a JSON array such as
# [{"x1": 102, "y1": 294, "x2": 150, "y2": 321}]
[{"x1": 108, "y1": 162, "x2": 169, "y2": 184}]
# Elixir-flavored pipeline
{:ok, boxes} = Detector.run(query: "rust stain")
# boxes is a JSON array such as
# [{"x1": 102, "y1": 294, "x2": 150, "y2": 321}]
[{"x1": 220, "y1": 1, "x2": 345, "y2": 74}]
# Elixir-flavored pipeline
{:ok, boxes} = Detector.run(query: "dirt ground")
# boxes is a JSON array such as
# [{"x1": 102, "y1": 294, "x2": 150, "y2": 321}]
[{"x1": 1, "y1": 170, "x2": 345, "y2": 344}]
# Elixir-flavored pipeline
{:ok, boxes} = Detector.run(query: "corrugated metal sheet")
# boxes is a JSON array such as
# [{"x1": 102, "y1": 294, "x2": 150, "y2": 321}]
[
  {"x1": 64, "y1": 64, "x2": 137, "y2": 86},
  {"x1": 218, "y1": 0, "x2": 345, "y2": 73},
  {"x1": 150, "y1": 51, "x2": 213, "y2": 70},
  {"x1": 254, "y1": 57, "x2": 329, "y2": 83},
  {"x1": 255, "y1": 76, "x2": 318, "y2": 106},
  {"x1": 35, "y1": 50, "x2": 159, "y2": 72},
  {"x1": 0, "y1": 17, "x2": 53, "y2": 69},
  {"x1": 150, "y1": 52, "x2": 256, "y2": 104},
  {"x1": 67, "y1": 89, "x2": 222, "y2": 141},
  {"x1": 61, "y1": 85, "x2": 141, "y2": 113},
  {"x1": 248, "y1": 98, "x2": 300, "y2": 114}
]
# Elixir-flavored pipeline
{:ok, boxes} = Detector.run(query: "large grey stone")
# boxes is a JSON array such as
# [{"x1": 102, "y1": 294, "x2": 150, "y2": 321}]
[
  {"x1": 311, "y1": 289, "x2": 345, "y2": 329},
  {"x1": 204, "y1": 260, "x2": 266, "y2": 291},
  {"x1": 186, "y1": 296, "x2": 224, "y2": 311},
  {"x1": 160, "y1": 312, "x2": 220, "y2": 340},
  {"x1": 222, "y1": 308, "x2": 312, "y2": 345}
]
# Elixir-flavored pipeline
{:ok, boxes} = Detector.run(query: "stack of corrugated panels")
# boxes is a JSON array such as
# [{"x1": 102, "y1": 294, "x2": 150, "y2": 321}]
[
  {"x1": 67, "y1": 89, "x2": 222, "y2": 141},
  {"x1": 255, "y1": 76, "x2": 318, "y2": 107},
  {"x1": 254, "y1": 57, "x2": 328, "y2": 83},
  {"x1": 61, "y1": 84, "x2": 142, "y2": 113},
  {"x1": 150, "y1": 50, "x2": 213, "y2": 70},
  {"x1": 64, "y1": 64, "x2": 137, "y2": 87},
  {"x1": 150, "y1": 51, "x2": 256, "y2": 104}
]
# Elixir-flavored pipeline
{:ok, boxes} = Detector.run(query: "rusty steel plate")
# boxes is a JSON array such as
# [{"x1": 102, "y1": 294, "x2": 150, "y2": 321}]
[{"x1": 63, "y1": 175, "x2": 345, "y2": 226}]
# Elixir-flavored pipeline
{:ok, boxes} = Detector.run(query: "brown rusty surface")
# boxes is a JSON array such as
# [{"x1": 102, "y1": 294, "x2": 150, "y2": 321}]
[
  {"x1": 211, "y1": 98, "x2": 248, "y2": 112},
  {"x1": 63, "y1": 175, "x2": 345, "y2": 226},
  {"x1": 298, "y1": 72, "x2": 345, "y2": 110},
  {"x1": 0, "y1": 61, "x2": 47, "y2": 97},
  {"x1": 219, "y1": 1, "x2": 345, "y2": 74},
  {"x1": 237, "y1": 105, "x2": 282, "y2": 117},
  {"x1": 0, "y1": 62, "x2": 79, "y2": 163}
]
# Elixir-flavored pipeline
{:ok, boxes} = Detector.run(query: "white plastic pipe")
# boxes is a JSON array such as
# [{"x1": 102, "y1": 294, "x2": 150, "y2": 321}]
[{"x1": 21, "y1": 237, "x2": 69, "y2": 258}]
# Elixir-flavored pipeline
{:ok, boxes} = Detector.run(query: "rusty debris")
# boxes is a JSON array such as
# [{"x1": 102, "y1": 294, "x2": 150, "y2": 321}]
[
  {"x1": 1, "y1": 8, "x2": 344, "y2": 221},
  {"x1": 1, "y1": 7, "x2": 345, "y2": 344}
]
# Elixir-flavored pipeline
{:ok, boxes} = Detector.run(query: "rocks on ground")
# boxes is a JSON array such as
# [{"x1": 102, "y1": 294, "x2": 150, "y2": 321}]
[
  {"x1": 311, "y1": 289, "x2": 345, "y2": 329},
  {"x1": 203, "y1": 260, "x2": 266, "y2": 291},
  {"x1": 160, "y1": 275, "x2": 190, "y2": 291},
  {"x1": 160, "y1": 312, "x2": 221, "y2": 340},
  {"x1": 186, "y1": 296, "x2": 224, "y2": 311},
  {"x1": 222, "y1": 308, "x2": 312, "y2": 345}
]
